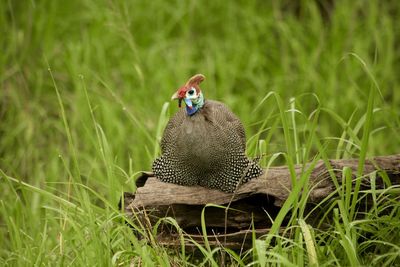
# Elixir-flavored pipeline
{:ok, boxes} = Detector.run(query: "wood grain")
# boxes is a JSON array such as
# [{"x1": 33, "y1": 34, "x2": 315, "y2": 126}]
[{"x1": 123, "y1": 154, "x2": 400, "y2": 248}]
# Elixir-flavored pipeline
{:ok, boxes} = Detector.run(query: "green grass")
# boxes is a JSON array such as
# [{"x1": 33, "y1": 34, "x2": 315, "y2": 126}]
[{"x1": 1, "y1": 0, "x2": 400, "y2": 265}]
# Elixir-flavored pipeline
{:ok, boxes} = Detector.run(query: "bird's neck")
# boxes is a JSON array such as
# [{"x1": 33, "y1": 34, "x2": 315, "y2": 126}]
[{"x1": 186, "y1": 93, "x2": 204, "y2": 116}]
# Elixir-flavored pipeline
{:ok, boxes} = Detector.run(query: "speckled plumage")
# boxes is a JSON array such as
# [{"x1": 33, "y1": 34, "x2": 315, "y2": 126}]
[{"x1": 152, "y1": 76, "x2": 262, "y2": 193}]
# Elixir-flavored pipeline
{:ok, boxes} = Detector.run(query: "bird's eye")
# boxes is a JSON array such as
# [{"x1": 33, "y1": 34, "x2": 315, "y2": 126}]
[{"x1": 188, "y1": 89, "x2": 195, "y2": 95}]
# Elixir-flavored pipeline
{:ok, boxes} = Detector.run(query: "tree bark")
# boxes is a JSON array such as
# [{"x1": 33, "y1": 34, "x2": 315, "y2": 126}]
[{"x1": 123, "y1": 154, "x2": 400, "y2": 248}]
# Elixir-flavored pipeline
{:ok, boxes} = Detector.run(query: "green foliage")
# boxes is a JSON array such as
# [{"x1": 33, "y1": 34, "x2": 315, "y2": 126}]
[{"x1": 1, "y1": 0, "x2": 400, "y2": 265}]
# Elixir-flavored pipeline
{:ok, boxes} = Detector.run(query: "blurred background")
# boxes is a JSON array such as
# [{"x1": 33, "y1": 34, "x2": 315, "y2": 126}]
[
  {"x1": 2, "y1": 0, "x2": 400, "y2": 201},
  {"x1": 1, "y1": 0, "x2": 399, "y2": 264}
]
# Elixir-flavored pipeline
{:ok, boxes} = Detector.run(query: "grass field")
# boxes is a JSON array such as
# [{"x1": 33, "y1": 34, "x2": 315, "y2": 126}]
[{"x1": 1, "y1": 0, "x2": 400, "y2": 266}]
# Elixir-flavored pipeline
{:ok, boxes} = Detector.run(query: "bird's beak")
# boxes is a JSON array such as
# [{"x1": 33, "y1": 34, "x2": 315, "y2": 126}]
[
  {"x1": 171, "y1": 91, "x2": 183, "y2": 107},
  {"x1": 171, "y1": 91, "x2": 179, "y2": 100}
]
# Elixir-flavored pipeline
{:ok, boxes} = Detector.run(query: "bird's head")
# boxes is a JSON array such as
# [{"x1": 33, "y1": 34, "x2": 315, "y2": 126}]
[{"x1": 171, "y1": 74, "x2": 205, "y2": 116}]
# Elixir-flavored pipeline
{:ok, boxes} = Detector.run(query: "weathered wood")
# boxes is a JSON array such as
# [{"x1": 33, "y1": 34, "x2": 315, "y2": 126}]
[
  {"x1": 156, "y1": 228, "x2": 280, "y2": 250},
  {"x1": 123, "y1": 154, "x2": 400, "y2": 248}
]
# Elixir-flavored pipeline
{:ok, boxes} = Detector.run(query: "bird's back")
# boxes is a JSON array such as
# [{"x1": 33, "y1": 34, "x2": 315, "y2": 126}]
[{"x1": 153, "y1": 99, "x2": 263, "y2": 192}]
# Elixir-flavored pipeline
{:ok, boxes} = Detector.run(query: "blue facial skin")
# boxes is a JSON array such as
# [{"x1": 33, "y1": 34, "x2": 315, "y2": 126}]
[
  {"x1": 185, "y1": 98, "x2": 197, "y2": 116},
  {"x1": 184, "y1": 93, "x2": 204, "y2": 116}
]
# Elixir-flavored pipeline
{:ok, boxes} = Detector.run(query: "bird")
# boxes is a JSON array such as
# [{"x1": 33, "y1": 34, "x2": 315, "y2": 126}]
[{"x1": 152, "y1": 74, "x2": 263, "y2": 193}]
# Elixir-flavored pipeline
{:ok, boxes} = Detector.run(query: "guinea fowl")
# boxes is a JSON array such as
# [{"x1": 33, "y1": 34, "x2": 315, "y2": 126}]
[{"x1": 152, "y1": 74, "x2": 263, "y2": 193}]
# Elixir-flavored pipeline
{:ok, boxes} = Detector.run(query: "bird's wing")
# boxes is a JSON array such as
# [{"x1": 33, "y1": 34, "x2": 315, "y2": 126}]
[
  {"x1": 207, "y1": 100, "x2": 247, "y2": 150},
  {"x1": 160, "y1": 108, "x2": 186, "y2": 153}
]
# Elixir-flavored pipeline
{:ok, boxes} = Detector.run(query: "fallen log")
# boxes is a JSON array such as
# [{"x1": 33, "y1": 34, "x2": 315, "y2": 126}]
[{"x1": 123, "y1": 154, "x2": 400, "y2": 249}]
